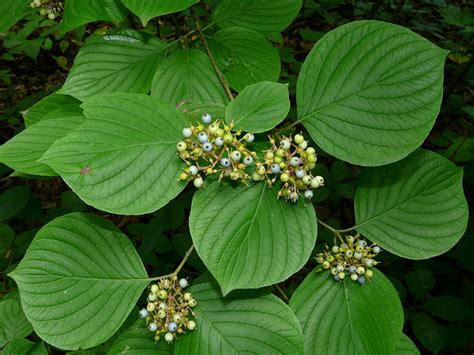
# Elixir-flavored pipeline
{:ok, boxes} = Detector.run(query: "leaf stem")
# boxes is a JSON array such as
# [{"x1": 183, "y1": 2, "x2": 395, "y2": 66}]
[
  {"x1": 274, "y1": 284, "x2": 290, "y2": 303},
  {"x1": 191, "y1": 10, "x2": 234, "y2": 102},
  {"x1": 149, "y1": 245, "x2": 195, "y2": 281},
  {"x1": 317, "y1": 219, "x2": 356, "y2": 239}
]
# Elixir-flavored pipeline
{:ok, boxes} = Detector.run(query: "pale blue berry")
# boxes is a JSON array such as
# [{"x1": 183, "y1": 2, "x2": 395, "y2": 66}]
[
  {"x1": 290, "y1": 157, "x2": 301, "y2": 166},
  {"x1": 245, "y1": 133, "x2": 255, "y2": 142},
  {"x1": 182, "y1": 127, "x2": 192, "y2": 138},
  {"x1": 304, "y1": 190, "x2": 313, "y2": 199},
  {"x1": 334, "y1": 275, "x2": 340, "y2": 281},
  {"x1": 365, "y1": 259, "x2": 374, "y2": 267},
  {"x1": 220, "y1": 158, "x2": 231, "y2": 167},
  {"x1": 358, "y1": 240, "x2": 367, "y2": 247},
  {"x1": 289, "y1": 192, "x2": 299, "y2": 201},
  {"x1": 149, "y1": 323, "x2": 158, "y2": 332},
  {"x1": 189, "y1": 166, "x2": 198, "y2": 175},
  {"x1": 197, "y1": 132, "x2": 208, "y2": 143},
  {"x1": 354, "y1": 252, "x2": 362, "y2": 259},
  {"x1": 295, "y1": 169, "x2": 305, "y2": 179},
  {"x1": 243, "y1": 156, "x2": 254, "y2": 165},
  {"x1": 215, "y1": 137, "x2": 224, "y2": 146},
  {"x1": 281, "y1": 139, "x2": 291, "y2": 150},
  {"x1": 357, "y1": 276, "x2": 366, "y2": 285},
  {"x1": 168, "y1": 322, "x2": 178, "y2": 332},
  {"x1": 202, "y1": 113, "x2": 212, "y2": 124},
  {"x1": 139, "y1": 308, "x2": 148, "y2": 318},
  {"x1": 336, "y1": 264, "x2": 344, "y2": 272},
  {"x1": 202, "y1": 142, "x2": 213, "y2": 152},
  {"x1": 373, "y1": 246, "x2": 381, "y2": 254},
  {"x1": 230, "y1": 151, "x2": 241, "y2": 161},
  {"x1": 271, "y1": 164, "x2": 281, "y2": 174},
  {"x1": 179, "y1": 278, "x2": 188, "y2": 288},
  {"x1": 349, "y1": 266, "x2": 357, "y2": 273}
]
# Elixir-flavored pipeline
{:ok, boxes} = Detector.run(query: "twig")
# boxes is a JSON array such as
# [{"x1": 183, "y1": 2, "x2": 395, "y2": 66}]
[
  {"x1": 317, "y1": 219, "x2": 356, "y2": 239},
  {"x1": 275, "y1": 284, "x2": 290, "y2": 303},
  {"x1": 149, "y1": 245, "x2": 195, "y2": 281},
  {"x1": 191, "y1": 10, "x2": 234, "y2": 101}
]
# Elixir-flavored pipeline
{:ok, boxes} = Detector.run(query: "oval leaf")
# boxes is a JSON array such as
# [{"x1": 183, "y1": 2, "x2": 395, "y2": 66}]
[
  {"x1": 60, "y1": 0, "x2": 128, "y2": 32},
  {"x1": 60, "y1": 30, "x2": 165, "y2": 100},
  {"x1": 395, "y1": 333, "x2": 420, "y2": 355},
  {"x1": 0, "y1": 116, "x2": 84, "y2": 176},
  {"x1": 189, "y1": 180, "x2": 317, "y2": 295},
  {"x1": 297, "y1": 20, "x2": 447, "y2": 166},
  {"x1": 175, "y1": 282, "x2": 304, "y2": 354},
  {"x1": 151, "y1": 49, "x2": 228, "y2": 115},
  {"x1": 209, "y1": 27, "x2": 281, "y2": 92},
  {"x1": 8, "y1": 212, "x2": 149, "y2": 350},
  {"x1": 0, "y1": 0, "x2": 30, "y2": 32},
  {"x1": 410, "y1": 312, "x2": 444, "y2": 353},
  {"x1": 3, "y1": 339, "x2": 48, "y2": 355},
  {"x1": 121, "y1": 0, "x2": 198, "y2": 26},
  {"x1": 40, "y1": 94, "x2": 187, "y2": 215},
  {"x1": 23, "y1": 93, "x2": 82, "y2": 127},
  {"x1": 354, "y1": 149, "x2": 468, "y2": 259},
  {"x1": 108, "y1": 326, "x2": 172, "y2": 354},
  {"x1": 290, "y1": 269, "x2": 403, "y2": 354},
  {"x1": 0, "y1": 299, "x2": 33, "y2": 343},
  {"x1": 225, "y1": 81, "x2": 290, "y2": 133},
  {"x1": 212, "y1": 0, "x2": 303, "y2": 35}
]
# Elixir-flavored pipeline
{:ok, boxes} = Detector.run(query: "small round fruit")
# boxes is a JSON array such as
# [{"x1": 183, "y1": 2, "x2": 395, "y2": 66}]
[
  {"x1": 215, "y1": 137, "x2": 224, "y2": 146},
  {"x1": 257, "y1": 165, "x2": 266, "y2": 175},
  {"x1": 148, "y1": 293, "x2": 157, "y2": 302},
  {"x1": 230, "y1": 151, "x2": 241, "y2": 161},
  {"x1": 310, "y1": 178, "x2": 321, "y2": 188},
  {"x1": 202, "y1": 113, "x2": 212, "y2": 124},
  {"x1": 173, "y1": 314, "x2": 182, "y2": 323},
  {"x1": 189, "y1": 166, "x2": 198, "y2": 176},
  {"x1": 315, "y1": 255, "x2": 324, "y2": 263},
  {"x1": 314, "y1": 176, "x2": 324, "y2": 185},
  {"x1": 327, "y1": 255, "x2": 335, "y2": 263},
  {"x1": 338, "y1": 272, "x2": 345, "y2": 280},
  {"x1": 139, "y1": 308, "x2": 148, "y2": 318},
  {"x1": 158, "y1": 309, "x2": 166, "y2": 319},
  {"x1": 188, "y1": 299, "x2": 197, "y2": 307},
  {"x1": 147, "y1": 303, "x2": 155, "y2": 312},
  {"x1": 331, "y1": 268, "x2": 338, "y2": 275},
  {"x1": 168, "y1": 322, "x2": 178, "y2": 332},
  {"x1": 281, "y1": 173, "x2": 290, "y2": 182},
  {"x1": 365, "y1": 259, "x2": 374, "y2": 267},
  {"x1": 265, "y1": 151, "x2": 274, "y2": 160},
  {"x1": 179, "y1": 278, "x2": 188, "y2": 288},
  {"x1": 281, "y1": 139, "x2": 291, "y2": 150},
  {"x1": 348, "y1": 266, "x2": 357, "y2": 273},
  {"x1": 187, "y1": 320, "x2": 196, "y2": 330},
  {"x1": 158, "y1": 302, "x2": 167, "y2": 310},
  {"x1": 209, "y1": 123, "x2": 219, "y2": 134},
  {"x1": 294, "y1": 134, "x2": 304, "y2": 144},
  {"x1": 347, "y1": 236, "x2": 354, "y2": 244},
  {"x1": 150, "y1": 284, "x2": 159, "y2": 293},
  {"x1": 184, "y1": 292, "x2": 192, "y2": 301},
  {"x1": 304, "y1": 190, "x2": 313, "y2": 199},
  {"x1": 373, "y1": 246, "x2": 381, "y2": 254},
  {"x1": 290, "y1": 157, "x2": 301, "y2": 166},
  {"x1": 182, "y1": 127, "x2": 192, "y2": 138},
  {"x1": 306, "y1": 147, "x2": 315, "y2": 155},
  {"x1": 202, "y1": 142, "x2": 213, "y2": 152},
  {"x1": 302, "y1": 175, "x2": 312, "y2": 185},
  {"x1": 158, "y1": 290, "x2": 168, "y2": 299},
  {"x1": 332, "y1": 246, "x2": 340, "y2": 253},
  {"x1": 149, "y1": 323, "x2": 158, "y2": 332},
  {"x1": 357, "y1": 276, "x2": 366, "y2": 285},
  {"x1": 220, "y1": 158, "x2": 231, "y2": 167},
  {"x1": 358, "y1": 240, "x2": 367, "y2": 247},
  {"x1": 299, "y1": 140, "x2": 308, "y2": 149},
  {"x1": 345, "y1": 250, "x2": 353, "y2": 257},
  {"x1": 307, "y1": 154, "x2": 317, "y2": 163},
  {"x1": 351, "y1": 273, "x2": 359, "y2": 281},
  {"x1": 164, "y1": 332, "x2": 174, "y2": 343},
  {"x1": 354, "y1": 252, "x2": 362, "y2": 260},
  {"x1": 193, "y1": 177, "x2": 204, "y2": 188},
  {"x1": 223, "y1": 134, "x2": 233, "y2": 144},
  {"x1": 333, "y1": 275, "x2": 340, "y2": 281},
  {"x1": 276, "y1": 148, "x2": 285, "y2": 157},
  {"x1": 295, "y1": 169, "x2": 305, "y2": 179},
  {"x1": 197, "y1": 132, "x2": 208, "y2": 143},
  {"x1": 243, "y1": 156, "x2": 254, "y2": 165},
  {"x1": 48, "y1": 12, "x2": 56, "y2": 19},
  {"x1": 322, "y1": 261, "x2": 330, "y2": 269},
  {"x1": 245, "y1": 133, "x2": 255, "y2": 142},
  {"x1": 336, "y1": 264, "x2": 344, "y2": 272},
  {"x1": 355, "y1": 245, "x2": 364, "y2": 252},
  {"x1": 177, "y1": 142, "x2": 187, "y2": 152},
  {"x1": 356, "y1": 266, "x2": 365, "y2": 275},
  {"x1": 271, "y1": 164, "x2": 281, "y2": 174},
  {"x1": 365, "y1": 269, "x2": 374, "y2": 278}
]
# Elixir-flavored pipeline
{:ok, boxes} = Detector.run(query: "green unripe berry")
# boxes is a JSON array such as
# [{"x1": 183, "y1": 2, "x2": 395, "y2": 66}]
[
  {"x1": 306, "y1": 147, "x2": 316, "y2": 155},
  {"x1": 307, "y1": 154, "x2": 317, "y2": 163},
  {"x1": 158, "y1": 290, "x2": 168, "y2": 299},
  {"x1": 331, "y1": 268, "x2": 338, "y2": 275},
  {"x1": 274, "y1": 156, "x2": 283, "y2": 164},
  {"x1": 356, "y1": 266, "x2": 365, "y2": 275},
  {"x1": 365, "y1": 269, "x2": 373, "y2": 278},
  {"x1": 315, "y1": 255, "x2": 324, "y2": 263},
  {"x1": 332, "y1": 246, "x2": 339, "y2": 253},
  {"x1": 302, "y1": 175, "x2": 312, "y2": 185},
  {"x1": 294, "y1": 134, "x2": 304, "y2": 144},
  {"x1": 345, "y1": 250, "x2": 353, "y2": 257},
  {"x1": 326, "y1": 255, "x2": 335, "y2": 263},
  {"x1": 177, "y1": 142, "x2": 187, "y2": 152},
  {"x1": 338, "y1": 272, "x2": 345, "y2": 280},
  {"x1": 351, "y1": 273, "x2": 359, "y2": 281},
  {"x1": 158, "y1": 309, "x2": 166, "y2": 319},
  {"x1": 223, "y1": 134, "x2": 233, "y2": 144},
  {"x1": 216, "y1": 128, "x2": 225, "y2": 136},
  {"x1": 189, "y1": 299, "x2": 197, "y2": 307},
  {"x1": 151, "y1": 284, "x2": 159, "y2": 293},
  {"x1": 173, "y1": 314, "x2": 182, "y2": 323},
  {"x1": 147, "y1": 303, "x2": 155, "y2": 312},
  {"x1": 280, "y1": 173, "x2": 290, "y2": 182},
  {"x1": 187, "y1": 320, "x2": 196, "y2": 330},
  {"x1": 322, "y1": 261, "x2": 330, "y2": 269},
  {"x1": 347, "y1": 236, "x2": 355, "y2": 244},
  {"x1": 299, "y1": 140, "x2": 308, "y2": 149},
  {"x1": 148, "y1": 293, "x2": 157, "y2": 302},
  {"x1": 179, "y1": 172, "x2": 188, "y2": 181},
  {"x1": 184, "y1": 292, "x2": 192, "y2": 301},
  {"x1": 265, "y1": 152, "x2": 274, "y2": 160},
  {"x1": 276, "y1": 149, "x2": 285, "y2": 157},
  {"x1": 164, "y1": 332, "x2": 174, "y2": 343}
]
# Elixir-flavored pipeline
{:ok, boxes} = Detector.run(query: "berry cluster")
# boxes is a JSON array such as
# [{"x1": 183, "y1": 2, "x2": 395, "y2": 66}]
[
  {"x1": 262, "y1": 135, "x2": 323, "y2": 202},
  {"x1": 139, "y1": 276, "x2": 197, "y2": 343},
  {"x1": 176, "y1": 113, "x2": 324, "y2": 203},
  {"x1": 315, "y1": 235, "x2": 381, "y2": 285},
  {"x1": 30, "y1": 0, "x2": 63, "y2": 20}
]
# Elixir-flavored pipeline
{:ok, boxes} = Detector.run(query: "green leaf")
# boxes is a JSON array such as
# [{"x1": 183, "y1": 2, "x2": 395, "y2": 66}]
[
  {"x1": 0, "y1": 299, "x2": 33, "y2": 343},
  {"x1": 410, "y1": 312, "x2": 444, "y2": 353},
  {"x1": 60, "y1": 0, "x2": 128, "y2": 32},
  {"x1": 395, "y1": 333, "x2": 420, "y2": 355},
  {"x1": 41, "y1": 94, "x2": 186, "y2": 215},
  {"x1": 175, "y1": 281, "x2": 304, "y2": 354},
  {"x1": 424, "y1": 296, "x2": 474, "y2": 322},
  {"x1": 406, "y1": 267, "x2": 435, "y2": 299},
  {"x1": 354, "y1": 150, "x2": 468, "y2": 259},
  {"x1": 0, "y1": 223, "x2": 14, "y2": 254},
  {"x1": 108, "y1": 326, "x2": 172, "y2": 354},
  {"x1": 0, "y1": 116, "x2": 84, "y2": 176},
  {"x1": 289, "y1": 269, "x2": 403, "y2": 354},
  {"x1": 0, "y1": 0, "x2": 30, "y2": 33},
  {"x1": 297, "y1": 20, "x2": 447, "y2": 166},
  {"x1": 121, "y1": 0, "x2": 198, "y2": 26},
  {"x1": 8, "y1": 212, "x2": 150, "y2": 350},
  {"x1": 225, "y1": 81, "x2": 290, "y2": 133},
  {"x1": 209, "y1": 27, "x2": 281, "y2": 92},
  {"x1": 60, "y1": 30, "x2": 165, "y2": 100},
  {"x1": 23, "y1": 93, "x2": 82, "y2": 127},
  {"x1": 0, "y1": 186, "x2": 30, "y2": 222},
  {"x1": 151, "y1": 49, "x2": 228, "y2": 114},
  {"x1": 3, "y1": 339, "x2": 48, "y2": 355},
  {"x1": 212, "y1": 0, "x2": 303, "y2": 35},
  {"x1": 189, "y1": 180, "x2": 317, "y2": 295}
]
